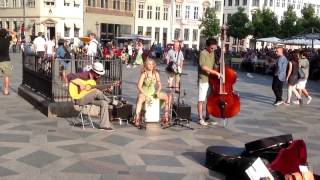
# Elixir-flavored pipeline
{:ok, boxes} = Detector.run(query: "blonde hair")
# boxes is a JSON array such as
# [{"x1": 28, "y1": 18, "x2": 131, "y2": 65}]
[{"x1": 141, "y1": 58, "x2": 158, "y2": 74}]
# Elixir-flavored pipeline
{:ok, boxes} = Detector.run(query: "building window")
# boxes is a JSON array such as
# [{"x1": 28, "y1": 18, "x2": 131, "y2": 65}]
[
  {"x1": 215, "y1": 1, "x2": 221, "y2": 11},
  {"x1": 176, "y1": 4, "x2": 181, "y2": 18},
  {"x1": 270, "y1": 0, "x2": 273, "y2": 6},
  {"x1": 125, "y1": 0, "x2": 131, "y2": 11},
  {"x1": 27, "y1": 0, "x2": 35, "y2": 7},
  {"x1": 264, "y1": 0, "x2": 267, "y2": 6},
  {"x1": 163, "y1": 6, "x2": 168, "y2": 20},
  {"x1": 146, "y1": 27, "x2": 152, "y2": 36},
  {"x1": 156, "y1": 6, "x2": 160, "y2": 20},
  {"x1": 223, "y1": 13, "x2": 225, "y2": 24},
  {"x1": 185, "y1": 6, "x2": 190, "y2": 19},
  {"x1": 317, "y1": 5, "x2": 320, "y2": 15},
  {"x1": 292, "y1": 0, "x2": 296, "y2": 8},
  {"x1": 64, "y1": 26, "x2": 70, "y2": 37},
  {"x1": 88, "y1": 0, "x2": 96, "y2": 6},
  {"x1": 297, "y1": 0, "x2": 301, "y2": 9},
  {"x1": 6, "y1": 21, "x2": 10, "y2": 29},
  {"x1": 113, "y1": 0, "x2": 120, "y2": 10},
  {"x1": 194, "y1": 6, "x2": 199, "y2": 19},
  {"x1": 147, "y1": 6, "x2": 152, "y2": 19},
  {"x1": 193, "y1": 29, "x2": 198, "y2": 41},
  {"x1": 138, "y1": 3, "x2": 144, "y2": 18},
  {"x1": 0, "y1": 22, "x2": 2, "y2": 28},
  {"x1": 74, "y1": 26, "x2": 80, "y2": 37},
  {"x1": 138, "y1": 26, "x2": 143, "y2": 35},
  {"x1": 184, "y1": 29, "x2": 189, "y2": 41},
  {"x1": 64, "y1": 0, "x2": 71, "y2": 6},
  {"x1": 228, "y1": 0, "x2": 232, "y2": 6},
  {"x1": 73, "y1": 0, "x2": 80, "y2": 7},
  {"x1": 101, "y1": 0, "x2": 108, "y2": 8},
  {"x1": 227, "y1": 13, "x2": 232, "y2": 22},
  {"x1": 252, "y1": 0, "x2": 259, "y2": 6},
  {"x1": 45, "y1": 0, "x2": 55, "y2": 6},
  {"x1": 243, "y1": 0, "x2": 247, "y2": 5},
  {"x1": 235, "y1": 0, "x2": 240, "y2": 6},
  {"x1": 276, "y1": 0, "x2": 280, "y2": 6},
  {"x1": 287, "y1": 0, "x2": 291, "y2": 7},
  {"x1": 174, "y1": 28, "x2": 180, "y2": 40},
  {"x1": 282, "y1": 0, "x2": 285, "y2": 7}
]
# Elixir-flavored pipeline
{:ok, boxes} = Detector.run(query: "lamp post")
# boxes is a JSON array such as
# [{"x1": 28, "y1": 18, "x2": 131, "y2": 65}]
[{"x1": 95, "y1": 22, "x2": 99, "y2": 40}]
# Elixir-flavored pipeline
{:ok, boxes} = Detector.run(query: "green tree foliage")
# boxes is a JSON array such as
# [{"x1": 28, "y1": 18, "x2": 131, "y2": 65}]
[
  {"x1": 227, "y1": 7, "x2": 251, "y2": 51},
  {"x1": 296, "y1": 4, "x2": 320, "y2": 33},
  {"x1": 279, "y1": 5, "x2": 299, "y2": 38},
  {"x1": 200, "y1": 7, "x2": 220, "y2": 38},
  {"x1": 250, "y1": 9, "x2": 280, "y2": 38}
]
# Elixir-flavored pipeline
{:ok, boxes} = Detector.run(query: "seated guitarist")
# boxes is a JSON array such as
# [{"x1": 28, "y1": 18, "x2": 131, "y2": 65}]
[{"x1": 67, "y1": 62, "x2": 114, "y2": 131}]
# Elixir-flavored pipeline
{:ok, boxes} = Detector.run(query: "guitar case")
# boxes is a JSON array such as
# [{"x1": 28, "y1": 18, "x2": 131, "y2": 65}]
[
  {"x1": 243, "y1": 134, "x2": 293, "y2": 162},
  {"x1": 205, "y1": 146, "x2": 256, "y2": 180}
]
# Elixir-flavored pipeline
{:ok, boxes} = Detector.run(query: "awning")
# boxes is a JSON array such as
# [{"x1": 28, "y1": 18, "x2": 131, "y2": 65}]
[
  {"x1": 64, "y1": 0, "x2": 72, "y2": 4},
  {"x1": 74, "y1": 0, "x2": 81, "y2": 4},
  {"x1": 256, "y1": 37, "x2": 281, "y2": 43}
]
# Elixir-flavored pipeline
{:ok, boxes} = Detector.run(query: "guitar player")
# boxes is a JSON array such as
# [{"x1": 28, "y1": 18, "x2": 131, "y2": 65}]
[{"x1": 67, "y1": 62, "x2": 115, "y2": 131}]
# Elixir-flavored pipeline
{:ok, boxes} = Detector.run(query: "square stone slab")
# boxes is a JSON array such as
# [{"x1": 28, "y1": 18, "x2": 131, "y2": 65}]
[
  {"x1": 94, "y1": 154, "x2": 126, "y2": 165},
  {"x1": 0, "y1": 166, "x2": 18, "y2": 177},
  {"x1": 139, "y1": 154, "x2": 183, "y2": 167},
  {"x1": 59, "y1": 143, "x2": 108, "y2": 153},
  {"x1": 17, "y1": 150, "x2": 61, "y2": 168},
  {"x1": 102, "y1": 135, "x2": 133, "y2": 147},
  {"x1": 0, "y1": 146, "x2": 20, "y2": 157},
  {"x1": 0, "y1": 133, "x2": 30, "y2": 143}
]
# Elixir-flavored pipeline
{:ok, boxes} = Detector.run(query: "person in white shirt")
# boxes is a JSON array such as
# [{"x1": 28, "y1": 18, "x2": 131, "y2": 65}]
[
  {"x1": 45, "y1": 36, "x2": 55, "y2": 72},
  {"x1": 33, "y1": 32, "x2": 46, "y2": 69},
  {"x1": 165, "y1": 40, "x2": 184, "y2": 92},
  {"x1": 87, "y1": 33, "x2": 98, "y2": 62}
]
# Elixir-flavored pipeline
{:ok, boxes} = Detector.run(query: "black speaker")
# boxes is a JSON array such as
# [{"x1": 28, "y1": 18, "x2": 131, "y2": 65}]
[
  {"x1": 112, "y1": 104, "x2": 133, "y2": 119},
  {"x1": 172, "y1": 103, "x2": 191, "y2": 120}
]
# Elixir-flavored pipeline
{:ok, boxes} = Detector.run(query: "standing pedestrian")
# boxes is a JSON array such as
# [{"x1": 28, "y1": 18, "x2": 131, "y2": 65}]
[
  {"x1": 272, "y1": 47, "x2": 288, "y2": 106},
  {"x1": 0, "y1": 28, "x2": 16, "y2": 95},
  {"x1": 294, "y1": 51, "x2": 312, "y2": 104}
]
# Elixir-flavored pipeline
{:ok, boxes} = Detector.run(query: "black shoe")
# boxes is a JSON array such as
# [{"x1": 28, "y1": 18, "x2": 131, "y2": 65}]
[
  {"x1": 99, "y1": 127, "x2": 115, "y2": 132},
  {"x1": 298, "y1": 99, "x2": 303, "y2": 106}
]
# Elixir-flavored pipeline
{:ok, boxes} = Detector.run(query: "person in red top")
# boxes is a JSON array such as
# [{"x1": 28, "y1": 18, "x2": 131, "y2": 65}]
[{"x1": 0, "y1": 28, "x2": 16, "y2": 95}]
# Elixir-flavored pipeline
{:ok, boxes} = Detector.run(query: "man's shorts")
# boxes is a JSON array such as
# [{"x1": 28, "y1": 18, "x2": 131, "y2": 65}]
[
  {"x1": 198, "y1": 82, "x2": 209, "y2": 101},
  {"x1": 296, "y1": 79, "x2": 307, "y2": 89},
  {"x1": 0, "y1": 61, "x2": 12, "y2": 77}
]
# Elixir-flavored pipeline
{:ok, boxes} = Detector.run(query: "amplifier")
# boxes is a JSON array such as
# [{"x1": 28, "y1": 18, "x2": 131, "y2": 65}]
[
  {"x1": 112, "y1": 104, "x2": 133, "y2": 119},
  {"x1": 173, "y1": 103, "x2": 191, "y2": 120}
]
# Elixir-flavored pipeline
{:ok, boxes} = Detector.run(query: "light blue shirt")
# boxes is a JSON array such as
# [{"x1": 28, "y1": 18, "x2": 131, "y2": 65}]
[{"x1": 276, "y1": 55, "x2": 288, "y2": 82}]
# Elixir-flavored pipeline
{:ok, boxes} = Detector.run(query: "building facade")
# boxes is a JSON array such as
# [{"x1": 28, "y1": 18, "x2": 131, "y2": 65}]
[
  {"x1": 0, "y1": 0, "x2": 83, "y2": 41},
  {"x1": 84, "y1": 0, "x2": 134, "y2": 42},
  {"x1": 223, "y1": 0, "x2": 320, "y2": 50},
  {"x1": 134, "y1": 0, "x2": 172, "y2": 47}
]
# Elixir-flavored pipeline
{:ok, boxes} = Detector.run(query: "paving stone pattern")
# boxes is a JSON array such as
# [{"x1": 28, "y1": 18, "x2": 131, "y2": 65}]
[{"x1": 0, "y1": 53, "x2": 319, "y2": 179}]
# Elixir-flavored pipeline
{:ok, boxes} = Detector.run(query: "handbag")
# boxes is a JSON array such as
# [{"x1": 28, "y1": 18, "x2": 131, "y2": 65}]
[
  {"x1": 298, "y1": 67, "x2": 305, "y2": 79},
  {"x1": 165, "y1": 61, "x2": 175, "y2": 73}
]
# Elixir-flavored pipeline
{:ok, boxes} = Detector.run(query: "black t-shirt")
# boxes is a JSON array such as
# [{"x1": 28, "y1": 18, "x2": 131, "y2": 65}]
[{"x1": 0, "y1": 36, "x2": 12, "y2": 62}]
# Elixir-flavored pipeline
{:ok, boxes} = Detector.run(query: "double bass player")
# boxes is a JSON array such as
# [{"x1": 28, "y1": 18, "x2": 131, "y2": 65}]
[{"x1": 197, "y1": 38, "x2": 221, "y2": 126}]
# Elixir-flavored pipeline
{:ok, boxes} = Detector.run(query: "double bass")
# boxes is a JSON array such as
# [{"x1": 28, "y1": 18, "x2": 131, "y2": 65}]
[{"x1": 207, "y1": 26, "x2": 240, "y2": 119}]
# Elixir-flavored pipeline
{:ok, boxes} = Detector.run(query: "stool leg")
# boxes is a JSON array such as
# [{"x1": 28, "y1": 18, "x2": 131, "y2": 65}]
[
  {"x1": 79, "y1": 106, "x2": 85, "y2": 129},
  {"x1": 88, "y1": 105, "x2": 94, "y2": 128}
]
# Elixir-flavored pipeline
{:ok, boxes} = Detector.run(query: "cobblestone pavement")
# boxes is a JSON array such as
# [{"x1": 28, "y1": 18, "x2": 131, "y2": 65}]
[{"x1": 0, "y1": 53, "x2": 319, "y2": 179}]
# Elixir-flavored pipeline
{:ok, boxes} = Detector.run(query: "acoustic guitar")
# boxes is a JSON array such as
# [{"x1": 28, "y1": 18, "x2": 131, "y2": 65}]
[{"x1": 69, "y1": 79, "x2": 120, "y2": 100}]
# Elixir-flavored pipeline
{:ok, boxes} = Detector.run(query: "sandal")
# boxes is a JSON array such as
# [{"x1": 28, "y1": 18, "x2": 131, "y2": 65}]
[
  {"x1": 133, "y1": 114, "x2": 141, "y2": 128},
  {"x1": 161, "y1": 112, "x2": 170, "y2": 127}
]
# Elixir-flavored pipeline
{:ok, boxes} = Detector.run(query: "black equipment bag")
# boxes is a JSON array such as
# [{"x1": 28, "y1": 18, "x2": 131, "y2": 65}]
[{"x1": 206, "y1": 146, "x2": 255, "y2": 180}]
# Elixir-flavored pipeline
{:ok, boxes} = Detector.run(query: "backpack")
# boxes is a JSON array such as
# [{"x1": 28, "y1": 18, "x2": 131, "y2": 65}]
[{"x1": 63, "y1": 46, "x2": 71, "y2": 62}]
